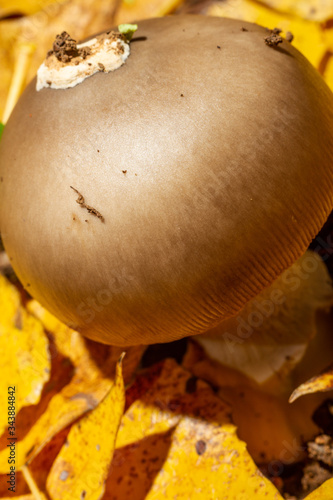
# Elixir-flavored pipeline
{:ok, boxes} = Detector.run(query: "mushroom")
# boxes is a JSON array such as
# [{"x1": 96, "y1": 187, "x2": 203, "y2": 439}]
[{"x1": 0, "y1": 16, "x2": 333, "y2": 346}]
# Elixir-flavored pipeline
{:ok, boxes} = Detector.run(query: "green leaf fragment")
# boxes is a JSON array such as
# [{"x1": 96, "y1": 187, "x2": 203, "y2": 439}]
[
  {"x1": 0, "y1": 123, "x2": 4, "y2": 141},
  {"x1": 118, "y1": 24, "x2": 138, "y2": 42}
]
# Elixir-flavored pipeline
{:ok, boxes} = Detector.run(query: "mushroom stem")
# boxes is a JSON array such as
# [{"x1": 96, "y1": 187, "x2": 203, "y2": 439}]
[{"x1": 2, "y1": 43, "x2": 35, "y2": 125}]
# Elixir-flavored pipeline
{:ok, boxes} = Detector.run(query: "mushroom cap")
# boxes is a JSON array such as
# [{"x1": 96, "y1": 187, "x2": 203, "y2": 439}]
[{"x1": 1, "y1": 16, "x2": 333, "y2": 346}]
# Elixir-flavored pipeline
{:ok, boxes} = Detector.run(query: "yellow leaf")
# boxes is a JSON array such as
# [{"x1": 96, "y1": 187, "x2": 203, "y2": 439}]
[
  {"x1": 0, "y1": 0, "x2": 67, "y2": 18},
  {"x1": 0, "y1": 275, "x2": 50, "y2": 435},
  {"x1": 46, "y1": 355, "x2": 125, "y2": 500},
  {"x1": 289, "y1": 365, "x2": 333, "y2": 403},
  {"x1": 0, "y1": 375, "x2": 114, "y2": 471},
  {"x1": 258, "y1": 0, "x2": 333, "y2": 22},
  {"x1": 28, "y1": 300, "x2": 112, "y2": 374},
  {"x1": 303, "y1": 478, "x2": 333, "y2": 499},
  {"x1": 108, "y1": 359, "x2": 282, "y2": 499},
  {"x1": 0, "y1": 298, "x2": 143, "y2": 472},
  {"x1": 1, "y1": 496, "x2": 47, "y2": 500},
  {"x1": 27, "y1": 300, "x2": 146, "y2": 384},
  {"x1": 1, "y1": 497, "x2": 45, "y2": 500},
  {"x1": 21, "y1": 464, "x2": 47, "y2": 500},
  {"x1": 114, "y1": 0, "x2": 185, "y2": 24},
  {"x1": 183, "y1": 252, "x2": 333, "y2": 464},
  {"x1": 0, "y1": 19, "x2": 24, "y2": 119}
]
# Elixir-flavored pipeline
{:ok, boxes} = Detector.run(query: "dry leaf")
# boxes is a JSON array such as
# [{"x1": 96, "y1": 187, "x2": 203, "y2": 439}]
[
  {"x1": 46, "y1": 355, "x2": 125, "y2": 500},
  {"x1": 290, "y1": 365, "x2": 333, "y2": 403},
  {"x1": 0, "y1": 470, "x2": 31, "y2": 497},
  {"x1": 183, "y1": 340, "x2": 328, "y2": 464},
  {"x1": 0, "y1": 373, "x2": 115, "y2": 471},
  {"x1": 27, "y1": 300, "x2": 145, "y2": 385},
  {"x1": 114, "y1": 0, "x2": 185, "y2": 24},
  {"x1": 106, "y1": 359, "x2": 283, "y2": 499},
  {"x1": 0, "y1": 300, "x2": 143, "y2": 472},
  {"x1": 303, "y1": 477, "x2": 333, "y2": 499},
  {"x1": 0, "y1": 275, "x2": 50, "y2": 436},
  {"x1": 21, "y1": 464, "x2": 47, "y2": 500},
  {"x1": 1, "y1": 496, "x2": 46, "y2": 500},
  {"x1": 0, "y1": 0, "x2": 67, "y2": 19},
  {"x1": 258, "y1": 0, "x2": 333, "y2": 22},
  {"x1": 183, "y1": 252, "x2": 333, "y2": 463}
]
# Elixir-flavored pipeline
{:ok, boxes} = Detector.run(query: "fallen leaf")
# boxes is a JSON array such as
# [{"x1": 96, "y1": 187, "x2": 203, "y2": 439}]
[
  {"x1": 183, "y1": 252, "x2": 333, "y2": 464},
  {"x1": 0, "y1": 0, "x2": 67, "y2": 19},
  {"x1": 27, "y1": 300, "x2": 145, "y2": 385},
  {"x1": 183, "y1": 339, "x2": 328, "y2": 465},
  {"x1": 303, "y1": 477, "x2": 333, "y2": 499},
  {"x1": 289, "y1": 365, "x2": 333, "y2": 403},
  {"x1": 0, "y1": 300, "x2": 143, "y2": 472},
  {"x1": 0, "y1": 374, "x2": 114, "y2": 471},
  {"x1": 1, "y1": 496, "x2": 45, "y2": 500},
  {"x1": 0, "y1": 275, "x2": 50, "y2": 436},
  {"x1": 114, "y1": 0, "x2": 185, "y2": 24},
  {"x1": 21, "y1": 464, "x2": 47, "y2": 500},
  {"x1": 46, "y1": 355, "x2": 125, "y2": 500},
  {"x1": 107, "y1": 359, "x2": 283, "y2": 499},
  {"x1": 258, "y1": 0, "x2": 333, "y2": 22},
  {"x1": 0, "y1": 470, "x2": 30, "y2": 497}
]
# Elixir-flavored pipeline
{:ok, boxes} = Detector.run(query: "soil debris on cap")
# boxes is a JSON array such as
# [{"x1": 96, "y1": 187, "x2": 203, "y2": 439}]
[
  {"x1": 195, "y1": 440, "x2": 206, "y2": 455},
  {"x1": 47, "y1": 31, "x2": 92, "y2": 63},
  {"x1": 286, "y1": 31, "x2": 294, "y2": 43},
  {"x1": 264, "y1": 27, "x2": 284, "y2": 47},
  {"x1": 70, "y1": 186, "x2": 105, "y2": 222}
]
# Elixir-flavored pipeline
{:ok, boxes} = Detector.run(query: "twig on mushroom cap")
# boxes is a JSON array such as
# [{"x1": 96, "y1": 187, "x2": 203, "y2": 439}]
[{"x1": 70, "y1": 186, "x2": 105, "y2": 222}]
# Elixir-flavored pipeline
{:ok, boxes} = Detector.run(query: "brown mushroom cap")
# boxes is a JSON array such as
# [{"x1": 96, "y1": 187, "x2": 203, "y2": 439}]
[{"x1": 1, "y1": 16, "x2": 333, "y2": 346}]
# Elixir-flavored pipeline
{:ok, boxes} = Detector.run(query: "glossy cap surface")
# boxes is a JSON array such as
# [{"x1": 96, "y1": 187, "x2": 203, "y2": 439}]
[{"x1": 1, "y1": 16, "x2": 333, "y2": 345}]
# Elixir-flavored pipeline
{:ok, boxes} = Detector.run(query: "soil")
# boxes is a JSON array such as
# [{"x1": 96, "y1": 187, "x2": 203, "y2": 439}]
[
  {"x1": 47, "y1": 31, "x2": 91, "y2": 63},
  {"x1": 264, "y1": 34, "x2": 283, "y2": 46}
]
